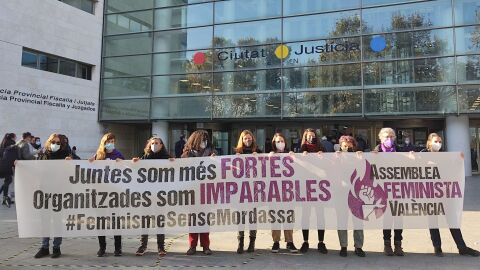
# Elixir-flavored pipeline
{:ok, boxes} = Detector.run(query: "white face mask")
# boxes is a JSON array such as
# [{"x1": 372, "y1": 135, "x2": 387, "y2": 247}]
[
  {"x1": 431, "y1": 142, "x2": 442, "y2": 152},
  {"x1": 404, "y1": 139, "x2": 410, "y2": 145},
  {"x1": 200, "y1": 141, "x2": 207, "y2": 149},
  {"x1": 50, "y1": 144, "x2": 60, "y2": 152},
  {"x1": 275, "y1": 142, "x2": 285, "y2": 151},
  {"x1": 151, "y1": 144, "x2": 161, "y2": 153}
]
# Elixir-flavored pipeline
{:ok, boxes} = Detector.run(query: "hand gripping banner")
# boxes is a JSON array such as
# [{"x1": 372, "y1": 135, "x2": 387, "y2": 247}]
[{"x1": 15, "y1": 152, "x2": 465, "y2": 237}]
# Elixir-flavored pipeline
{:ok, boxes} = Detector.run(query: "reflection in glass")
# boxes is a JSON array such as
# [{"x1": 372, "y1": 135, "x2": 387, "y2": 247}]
[
  {"x1": 457, "y1": 55, "x2": 480, "y2": 82},
  {"x1": 155, "y1": 0, "x2": 211, "y2": 8},
  {"x1": 362, "y1": 0, "x2": 418, "y2": 7},
  {"x1": 59, "y1": 60, "x2": 77, "y2": 76},
  {"x1": 212, "y1": 93, "x2": 281, "y2": 118},
  {"x1": 104, "y1": 33, "x2": 153, "y2": 56},
  {"x1": 101, "y1": 99, "x2": 150, "y2": 120},
  {"x1": 154, "y1": 27, "x2": 212, "y2": 52},
  {"x1": 283, "y1": 11, "x2": 360, "y2": 42},
  {"x1": 21, "y1": 51, "x2": 37, "y2": 68},
  {"x1": 107, "y1": 0, "x2": 154, "y2": 13},
  {"x1": 365, "y1": 86, "x2": 456, "y2": 114},
  {"x1": 212, "y1": 69, "x2": 281, "y2": 93},
  {"x1": 455, "y1": 0, "x2": 480, "y2": 25},
  {"x1": 213, "y1": 44, "x2": 281, "y2": 71},
  {"x1": 456, "y1": 26, "x2": 480, "y2": 54},
  {"x1": 458, "y1": 85, "x2": 480, "y2": 112},
  {"x1": 284, "y1": 0, "x2": 360, "y2": 16},
  {"x1": 215, "y1": 0, "x2": 281, "y2": 24},
  {"x1": 154, "y1": 3, "x2": 213, "y2": 30},
  {"x1": 153, "y1": 73, "x2": 212, "y2": 95},
  {"x1": 363, "y1": 28, "x2": 454, "y2": 60},
  {"x1": 104, "y1": 55, "x2": 152, "y2": 77},
  {"x1": 362, "y1": 0, "x2": 452, "y2": 34},
  {"x1": 151, "y1": 96, "x2": 211, "y2": 118},
  {"x1": 39, "y1": 55, "x2": 59, "y2": 73},
  {"x1": 214, "y1": 19, "x2": 281, "y2": 47},
  {"x1": 153, "y1": 50, "x2": 211, "y2": 75},
  {"x1": 364, "y1": 57, "x2": 454, "y2": 85},
  {"x1": 284, "y1": 64, "x2": 362, "y2": 90},
  {"x1": 106, "y1": 10, "x2": 153, "y2": 35},
  {"x1": 283, "y1": 91, "x2": 362, "y2": 117},
  {"x1": 103, "y1": 77, "x2": 151, "y2": 98}
]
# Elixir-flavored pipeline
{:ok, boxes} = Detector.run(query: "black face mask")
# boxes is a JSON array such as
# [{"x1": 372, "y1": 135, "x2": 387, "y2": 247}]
[{"x1": 307, "y1": 137, "x2": 317, "y2": 144}]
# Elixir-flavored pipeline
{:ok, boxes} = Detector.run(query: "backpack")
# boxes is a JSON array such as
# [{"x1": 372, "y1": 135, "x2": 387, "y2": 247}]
[{"x1": 0, "y1": 145, "x2": 19, "y2": 177}]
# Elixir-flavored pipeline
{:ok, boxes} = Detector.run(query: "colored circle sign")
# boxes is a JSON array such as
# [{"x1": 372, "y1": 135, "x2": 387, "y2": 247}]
[
  {"x1": 275, "y1": 45, "x2": 290, "y2": 60},
  {"x1": 370, "y1": 36, "x2": 386, "y2": 52},
  {"x1": 193, "y1": 52, "x2": 206, "y2": 65}
]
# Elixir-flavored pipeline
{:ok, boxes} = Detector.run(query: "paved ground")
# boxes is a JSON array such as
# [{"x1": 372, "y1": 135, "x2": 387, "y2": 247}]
[{"x1": 1, "y1": 178, "x2": 480, "y2": 270}]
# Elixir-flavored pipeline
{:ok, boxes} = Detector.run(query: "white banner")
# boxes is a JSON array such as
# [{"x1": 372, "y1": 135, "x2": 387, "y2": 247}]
[{"x1": 15, "y1": 152, "x2": 465, "y2": 237}]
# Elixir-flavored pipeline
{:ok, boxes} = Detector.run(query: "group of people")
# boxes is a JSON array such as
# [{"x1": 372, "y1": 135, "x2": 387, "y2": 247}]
[{"x1": 1, "y1": 128, "x2": 479, "y2": 259}]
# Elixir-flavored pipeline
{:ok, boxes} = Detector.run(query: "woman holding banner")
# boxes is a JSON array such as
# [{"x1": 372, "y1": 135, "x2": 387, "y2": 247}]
[
  {"x1": 132, "y1": 137, "x2": 171, "y2": 257},
  {"x1": 373, "y1": 127, "x2": 404, "y2": 256},
  {"x1": 89, "y1": 133, "x2": 124, "y2": 257},
  {"x1": 299, "y1": 128, "x2": 328, "y2": 254},
  {"x1": 34, "y1": 133, "x2": 72, "y2": 259},
  {"x1": 182, "y1": 130, "x2": 215, "y2": 255},
  {"x1": 421, "y1": 133, "x2": 479, "y2": 257},
  {"x1": 269, "y1": 133, "x2": 298, "y2": 253},
  {"x1": 235, "y1": 130, "x2": 262, "y2": 254},
  {"x1": 337, "y1": 135, "x2": 365, "y2": 257}
]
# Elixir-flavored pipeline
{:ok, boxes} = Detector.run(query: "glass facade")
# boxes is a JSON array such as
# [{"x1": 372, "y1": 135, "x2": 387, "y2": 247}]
[{"x1": 101, "y1": 0, "x2": 480, "y2": 121}]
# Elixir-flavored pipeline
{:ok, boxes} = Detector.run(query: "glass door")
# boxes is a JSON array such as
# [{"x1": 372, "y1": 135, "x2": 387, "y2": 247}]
[{"x1": 470, "y1": 127, "x2": 479, "y2": 173}]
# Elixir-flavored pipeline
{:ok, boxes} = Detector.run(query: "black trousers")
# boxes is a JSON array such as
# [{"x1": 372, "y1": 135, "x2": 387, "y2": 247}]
[
  {"x1": 140, "y1": 234, "x2": 165, "y2": 248},
  {"x1": 98, "y1": 235, "x2": 121, "y2": 250},
  {"x1": 302, "y1": 229, "x2": 325, "y2": 242},
  {"x1": 1, "y1": 175, "x2": 13, "y2": 197},
  {"x1": 383, "y1": 229, "x2": 403, "y2": 241},
  {"x1": 430, "y1": 228, "x2": 466, "y2": 249}
]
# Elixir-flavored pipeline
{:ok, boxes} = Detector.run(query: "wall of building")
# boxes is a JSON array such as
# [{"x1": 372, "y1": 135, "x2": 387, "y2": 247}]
[{"x1": 0, "y1": 0, "x2": 104, "y2": 158}]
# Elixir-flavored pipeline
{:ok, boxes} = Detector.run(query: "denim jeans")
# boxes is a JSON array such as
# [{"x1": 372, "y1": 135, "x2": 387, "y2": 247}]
[{"x1": 41, "y1": 237, "x2": 62, "y2": 249}]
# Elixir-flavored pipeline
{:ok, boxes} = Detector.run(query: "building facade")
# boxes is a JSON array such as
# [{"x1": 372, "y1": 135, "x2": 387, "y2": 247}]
[{"x1": 0, "y1": 0, "x2": 105, "y2": 158}]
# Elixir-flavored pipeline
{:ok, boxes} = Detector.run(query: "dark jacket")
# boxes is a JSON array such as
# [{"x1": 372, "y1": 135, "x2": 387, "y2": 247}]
[
  {"x1": 0, "y1": 145, "x2": 19, "y2": 177},
  {"x1": 140, "y1": 150, "x2": 170, "y2": 160},
  {"x1": 237, "y1": 147, "x2": 263, "y2": 154},
  {"x1": 320, "y1": 140, "x2": 334, "y2": 152},
  {"x1": 16, "y1": 140, "x2": 35, "y2": 160},
  {"x1": 400, "y1": 144, "x2": 416, "y2": 152},
  {"x1": 105, "y1": 149, "x2": 124, "y2": 160},
  {"x1": 184, "y1": 147, "x2": 216, "y2": 158},
  {"x1": 38, "y1": 149, "x2": 70, "y2": 160}
]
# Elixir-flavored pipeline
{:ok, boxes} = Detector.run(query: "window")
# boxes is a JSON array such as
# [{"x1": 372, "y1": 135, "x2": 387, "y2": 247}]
[
  {"x1": 215, "y1": 0, "x2": 281, "y2": 24},
  {"x1": 59, "y1": 0, "x2": 94, "y2": 14},
  {"x1": 22, "y1": 48, "x2": 92, "y2": 80}
]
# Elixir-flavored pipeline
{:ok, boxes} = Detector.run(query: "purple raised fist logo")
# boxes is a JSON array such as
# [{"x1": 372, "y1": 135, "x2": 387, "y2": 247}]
[{"x1": 348, "y1": 160, "x2": 387, "y2": 221}]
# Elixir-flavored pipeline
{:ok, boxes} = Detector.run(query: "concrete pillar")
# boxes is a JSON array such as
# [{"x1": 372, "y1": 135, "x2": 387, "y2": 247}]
[
  {"x1": 446, "y1": 115, "x2": 471, "y2": 176},
  {"x1": 152, "y1": 121, "x2": 169, "y2": 148}
]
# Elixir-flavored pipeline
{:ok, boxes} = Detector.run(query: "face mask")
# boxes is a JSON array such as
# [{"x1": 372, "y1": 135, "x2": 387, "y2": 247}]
[
  {"x1": 200, "y1": 141, "x2": 207, "y2": 149},
  {"x1": 383, "y1": 138, "x2": 393, "y2": 148},
  {"x1": 35, "y1": 140, "x2": 41, "y2": 146},
  {"x1": 105, "y1": 143, "x2": 115, "y2": 151},
  {"x1": 307, "y1": 137, "x2": 316, "y2": 144},
  {"x1": 404, "y1": 139, "x2": 410, "y2": 145},
  {"x1": 50, "y1": 144, "x2": 60, "y2": 152},
  {"x1": 151, "y1": 144, "x2": 161, "y2": 153},
  {"x1": 275, "y1": 142, "x2": 285, "y2": 151},
  {"x1": 431, "y1": 142, "x2": 442, "y2": 152}
]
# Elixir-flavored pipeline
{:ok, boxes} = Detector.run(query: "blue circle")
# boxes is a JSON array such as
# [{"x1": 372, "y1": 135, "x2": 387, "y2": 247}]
[{"x1": 370, "y1": 36, "x2": 386, "y2": 52}]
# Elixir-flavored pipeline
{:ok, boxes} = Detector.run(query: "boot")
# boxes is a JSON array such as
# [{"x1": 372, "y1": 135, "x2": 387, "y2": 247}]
[
  {"x1": 384, "y1": 240, "x2": 394, "y2": 256},
  {"x1": 237, "y1": 237, "x2": 244, "y2": 254},
  {"x1": 394, "y1": 241, "x2": 404, "y2": 256},
  {"x1": 247, "y1": 237, "x2": 255, "y2": 253}
]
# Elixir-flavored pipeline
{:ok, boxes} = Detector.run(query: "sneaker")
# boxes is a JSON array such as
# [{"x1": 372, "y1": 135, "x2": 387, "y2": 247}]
[
  {"x1": 459, "y1": 247, "x2": 480, "y2": 257},
  {"x1": 317, "y1": 242, "x2": 328, "y2": 254},
  {"x1": 300, "y1": 242, "x2": 309, "y2": 253},
  {"x1": 339, "y1": 247, "x2": 347, "y2": 257},
  {"x1": 203, "y1": 247, "x2": 212, "y2": 255},
  {"x1": 114, "y1": 249, "x2": 122, "y2": 257},
  {"x1": 136, "y1": 245, "x2": 147, "y2": 256},
  {"x1": 271, "y1": 242, "x2": 280, "y2": 253},
  {"x1": 434, "y1": 247, "x2": 444, "y2": 257},
  {"x1": 286, "y1": 242, "x2": 298, "y2": 253},
  {"x1": 34, "y1": 248, "x2": 49, "y2": 258},
  {"x1": 158, "y1": 247, "x2": 167, "y2": 256},
  {"x1": 186, "y1": 247, "x2": 196, "y2": 255},
  {"x1": 51, "y1": 247, "x2": 61, "y2": 258},
  {"x1": 355, "y1": 248, "x2": 366, "y2": 257}
]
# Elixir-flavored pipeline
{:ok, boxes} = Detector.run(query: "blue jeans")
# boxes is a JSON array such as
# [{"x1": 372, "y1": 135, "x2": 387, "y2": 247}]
[{"x1": 41, "y1": 237, "x2": 62, "y2": 249}]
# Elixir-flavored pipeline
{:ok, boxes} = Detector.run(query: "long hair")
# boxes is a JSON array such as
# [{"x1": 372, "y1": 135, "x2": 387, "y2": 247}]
[
  {"x1": 235, "y1": 130, "x2": 258, "y2": 154},
  {"x1": 426, "y1": 133, "x2": 441, "y2": 151},
  {"x1": 143, "y1": 137, "x2": 169, "y2": 156},
  {"x1": 271, "y1": 132, "x2": 288, "y2": 152},
  {"x1": 181, "y1": 130, "x2": 208, "y2": 158},
  {"x1": 300, "y1": 128, "x2": 324, "y2": 150},
  {"x1": 43, "y1": 133, "x2": 60, "y2": 154},
  {"x1": 1, "y1": 133, "x2": 16, "y2": 148},
  {"x1": 95, "y1": 133, "x2": 115, "y2": 160},
  {"x1": 339, "y1": 135, "x2": 357, "y2": 151}
]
